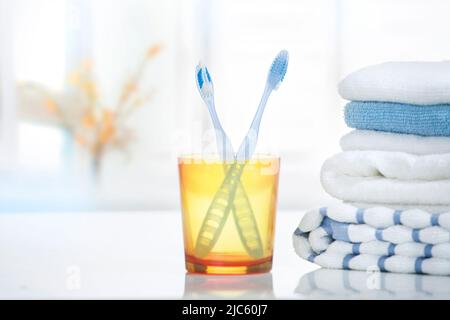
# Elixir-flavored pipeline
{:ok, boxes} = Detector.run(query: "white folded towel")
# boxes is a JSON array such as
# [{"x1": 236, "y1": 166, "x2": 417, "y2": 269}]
[
  {"x1": 292, "y1": 204, "x2": 450, "y2": 276},
  {"x1": 349, "y1": 202, "x2": 450, "y2": 215},
  {"x1": 341, "y1": 130, "x2": 450, "y2": 155},
  {"x1": 321, "y1": 151, "x2": 450, "y2": 206},
  {"x1": 339, "y1": 61, "x2": 450, "y2": 105}
]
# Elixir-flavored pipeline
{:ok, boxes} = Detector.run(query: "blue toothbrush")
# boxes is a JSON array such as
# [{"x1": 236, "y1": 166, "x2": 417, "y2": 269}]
[
  {"x1": 196, "y1": 63, "x2": 263, "y2": 258},
  {"x1": 196, "y1": 64, "x2": 234, "y2": 161},
  {"x1": 236, "y1": 50, "x2": 289, "y2": 160},
  {"x1": 194, "y1": 51, "x2": 289, "y2": 258}
]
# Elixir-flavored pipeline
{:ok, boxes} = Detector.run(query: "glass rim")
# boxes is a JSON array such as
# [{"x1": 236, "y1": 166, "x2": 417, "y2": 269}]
[{"x1": 177, "y1": 153, "x2": 280, "y2": 163}]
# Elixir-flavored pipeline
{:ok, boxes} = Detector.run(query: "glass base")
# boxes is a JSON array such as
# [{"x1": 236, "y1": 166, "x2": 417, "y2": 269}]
[{"x1": 185, "y1": 255, "x2": 273, "y2": 275}]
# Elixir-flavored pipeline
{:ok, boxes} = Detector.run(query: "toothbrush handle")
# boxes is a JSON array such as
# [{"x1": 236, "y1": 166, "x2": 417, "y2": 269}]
[
  {"x1": 195, "y1": 162, "x2": 264, "y2": 259},
  {"x1": 195, "y1": 162, "x2": 246, "y2": 258},
  {"x1": 209, "y1": 101, "x2": 235, "y2": 161},
  {"x1": 232, "y1": 181, "x2": 264, "y2": 258},
  {"x1": 205, "y1": 101, "x2": 264, "y2": 258},
  {"x1": 236, "y1": 88, "x2": 271, "y2": 160},
  {"x1": 196, "y1": 88, "x2": 272, "y2": 257}
]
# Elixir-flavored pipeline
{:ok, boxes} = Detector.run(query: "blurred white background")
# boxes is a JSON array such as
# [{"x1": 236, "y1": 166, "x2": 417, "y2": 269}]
[{"x1": 2, "y1": 0, "x2": 450, "y2": 212}]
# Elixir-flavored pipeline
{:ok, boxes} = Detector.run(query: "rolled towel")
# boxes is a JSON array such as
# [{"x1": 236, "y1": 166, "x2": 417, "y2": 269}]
[
  {"x1": 345, "y1": 101, "x2": 450, "y2": 137},
  {"x1": 296, "y1": 269, "x2": 450, "y2": 299},
  {"x1": 321, "y1": 151, "x2": 450, "y2": 206},
  {"x1": 292, "y1": 204, "x2": 450, "y2": 276},
  {"x1": 339, "y1": 61, "x2": 450, "y2": 105},
  {"x1": 341, "y1": 130, "x2": 450, "y2": 155}
]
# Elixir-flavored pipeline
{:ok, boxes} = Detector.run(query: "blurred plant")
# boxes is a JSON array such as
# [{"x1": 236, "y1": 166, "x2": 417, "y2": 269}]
[{"x1": 37, "y1": 44, "x2": 163, "y2": 177}]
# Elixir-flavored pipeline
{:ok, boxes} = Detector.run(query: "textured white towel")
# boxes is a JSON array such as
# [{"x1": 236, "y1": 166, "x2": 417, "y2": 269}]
[
  {"x1": 350, "y1": 202, "x2": 450, "y2": 214},
  {"x1": 339, "y1": 61, "x2": 450, "y2": 105},
  {"x1": 321, "y1": 151, "x2": 450, "y2": 206},
  {"x1": 292, "y1": 204, "x2": 450, "y2": 276},
  {"x1": 341, "y1": 130, "x2": 450, "y2": 155}
]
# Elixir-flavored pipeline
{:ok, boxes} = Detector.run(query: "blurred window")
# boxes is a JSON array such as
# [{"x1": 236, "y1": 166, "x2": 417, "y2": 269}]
[{"x1": 1, "y1": 0, "x2": 450, "y2": 211}]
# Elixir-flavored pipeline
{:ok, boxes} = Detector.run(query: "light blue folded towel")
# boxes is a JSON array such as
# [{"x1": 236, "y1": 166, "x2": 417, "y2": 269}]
[{"x1": 345, "y1": 102, "x2": 450, "y2": 137}]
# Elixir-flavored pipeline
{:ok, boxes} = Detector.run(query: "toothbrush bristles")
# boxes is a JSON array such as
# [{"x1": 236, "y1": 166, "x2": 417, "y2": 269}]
[
  {"x1": 197, "y1": 69, "x2": 204, "y2": 89},
  {"x1": 268, "y1": 50, "x2": 289, "y2": 89}
]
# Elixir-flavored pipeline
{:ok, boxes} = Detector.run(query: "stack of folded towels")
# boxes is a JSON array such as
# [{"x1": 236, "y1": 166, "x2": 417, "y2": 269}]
[{"x1": 293, "y1": 61, "x2": 450, "y2": 276}]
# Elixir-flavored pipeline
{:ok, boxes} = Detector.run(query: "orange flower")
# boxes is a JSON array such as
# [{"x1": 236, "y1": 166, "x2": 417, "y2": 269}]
[
  {"x1": 82, "y1": 81, "x2": 98, "y2": 101},
  {"x1": 43, "y1": 99, "x2": 59, "y2": 114},
  {"x1": 61, "y1": 47, "x2": 158, "y2": 157},
  {"x1": 68, "y1": 71, "x2": 82, "y2": 86},
  {"x1": 75, "y1": 133, "x2": 87, "y2": 146},
  {"x1": 118, "y1": 81, "x2": 137, "y2": 105},
  {"x1": 102, "y1": 108, "x2": 114, "y2": 123},
  {"x1": 147, "y1": 44, "x2": 163, "y2": 59},
  {"x1": 124, "y1": 81, "x2": 137, "y2": 95},
  {"x1": 100, "y1": 125, "x2": 116, "y2": 144},
  {"x1": 98, "y1": 108, "x2": 116, "y2": 143},
  {"x1": 82, "y1": 111, "x2": 96, "y2": 128}
]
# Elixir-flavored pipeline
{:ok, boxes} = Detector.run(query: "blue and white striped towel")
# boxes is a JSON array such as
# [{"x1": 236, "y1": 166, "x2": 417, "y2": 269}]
[{"x1": 293, "y1": 204, "x2": 450, "y2": 276}]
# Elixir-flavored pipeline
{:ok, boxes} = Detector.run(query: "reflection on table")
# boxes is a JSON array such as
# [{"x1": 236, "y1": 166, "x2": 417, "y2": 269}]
[
  {"x1": 296, "y1": 268, "x2": 450, "y2": 299},
  {"x1": 184, "y1": 273, "x2": 275, "y2": 300}
]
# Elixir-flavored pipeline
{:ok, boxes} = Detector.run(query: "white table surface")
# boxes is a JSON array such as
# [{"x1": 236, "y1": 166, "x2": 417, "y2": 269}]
[{"x1": 0, "y1": 211, "x2": 448, "y2": 300}]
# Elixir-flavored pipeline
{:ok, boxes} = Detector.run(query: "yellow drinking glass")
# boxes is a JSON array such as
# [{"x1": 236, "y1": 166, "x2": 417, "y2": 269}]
[{"x1": 178, "y1": 155, "x2": 280, "y2": 275}]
